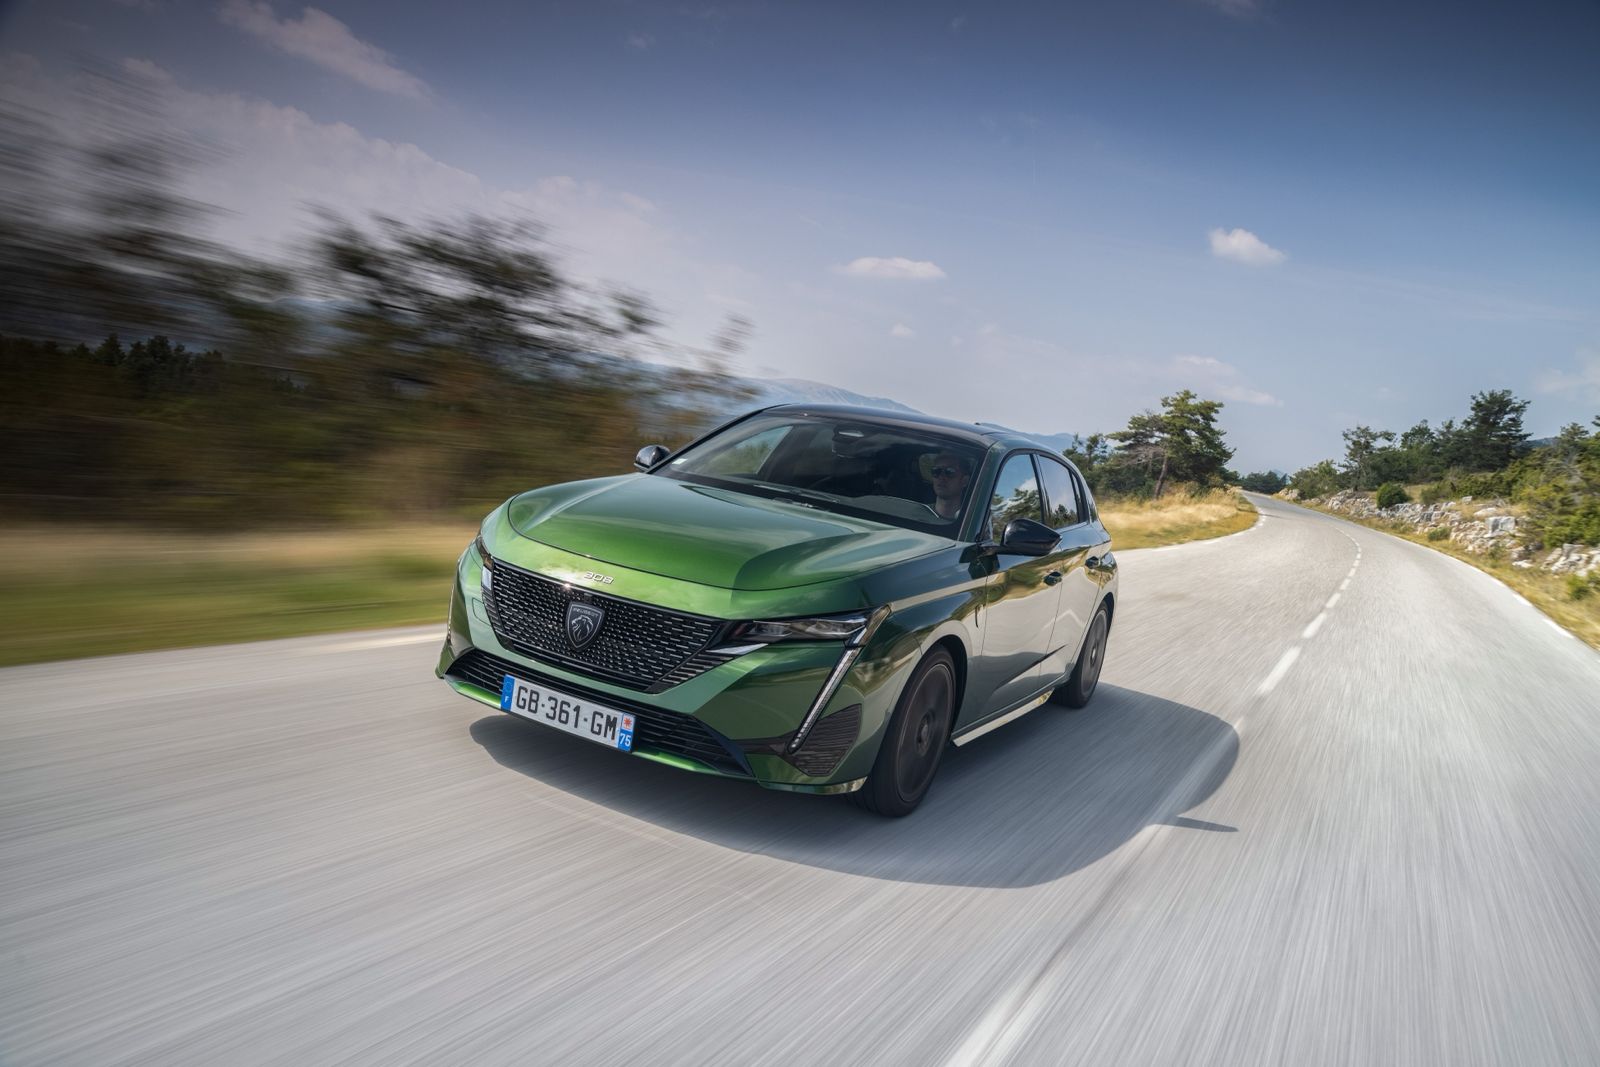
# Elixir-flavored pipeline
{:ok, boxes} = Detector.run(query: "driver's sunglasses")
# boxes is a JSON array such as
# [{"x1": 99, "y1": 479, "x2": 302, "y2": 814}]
[{"x1": 931, "y1": 466, "x2": 961, "y2": 479}]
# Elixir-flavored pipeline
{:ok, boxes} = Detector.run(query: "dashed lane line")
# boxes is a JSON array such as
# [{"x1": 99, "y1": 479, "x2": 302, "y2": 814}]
[{"x1": 1256, "y1": 646, "x2": 1302, "y2": 695}]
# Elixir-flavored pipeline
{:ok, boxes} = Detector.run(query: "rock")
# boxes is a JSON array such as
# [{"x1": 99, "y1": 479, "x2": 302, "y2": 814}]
[
  {"x1": 1487, "y1": 516, "x2": 1516, "y2": 535},
  {"x1": 1512, "y1": 560, "x2": 1533, "y2": 569}
]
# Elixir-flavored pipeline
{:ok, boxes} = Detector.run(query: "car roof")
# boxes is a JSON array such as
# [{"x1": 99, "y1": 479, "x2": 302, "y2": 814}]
[{"x1": 760, "y1": 403, "x2": 1040, "y2": 449}]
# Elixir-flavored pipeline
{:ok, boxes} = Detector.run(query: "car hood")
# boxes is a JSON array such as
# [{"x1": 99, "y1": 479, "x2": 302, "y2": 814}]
[{"x1": 505, "y1": 475, "x2": 950, "y2": 591}]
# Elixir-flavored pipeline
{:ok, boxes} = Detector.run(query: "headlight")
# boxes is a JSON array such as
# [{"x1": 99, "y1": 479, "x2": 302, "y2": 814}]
[{"x1": 730, "y1": 607, "x2": 888, "y2": 647}]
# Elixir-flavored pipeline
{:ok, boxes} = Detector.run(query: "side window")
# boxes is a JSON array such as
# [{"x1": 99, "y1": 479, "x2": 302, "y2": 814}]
[
  {"x1": 1037, "y1": 457, "x2": 1081, "y2": 528},
  {"x1": 1076, "y1": 470, "x2": 1097, "y2": 522},
  {"x1": 988, "y1": 454, "x2": 1044, "y2": 541}
]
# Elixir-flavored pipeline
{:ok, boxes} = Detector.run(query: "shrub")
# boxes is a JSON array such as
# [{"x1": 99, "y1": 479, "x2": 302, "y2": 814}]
[
  {"x1": 1375, "y1": 482, "x2": 1410, "y2": 509},
  {"x1": 1427, "y1": 526, "x2": 1451, "y2": 541},
  {"x1": 1290, "y1": 460, "x2": 1342, "y2": 499},
  {"x1": 1568, "y1": 574, "x2": 1593, "y2": 601}
]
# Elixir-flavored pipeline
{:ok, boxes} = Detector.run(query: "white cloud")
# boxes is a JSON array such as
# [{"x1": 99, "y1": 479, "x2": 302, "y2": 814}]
[
  {"x1": 1173, "y1": 354, "x2": 1281, "y2": 406},
  {"x1": 890, "y1": 322, "x2": 914, "y2": 338},
  {"x1": 836, "y1": 256, "x2": 947, "y2": 280},
  {"x1": 218, "y1": 0, "x2": 431, "y2": 100},
  {"x1": 626, "y1": 32, "x2": 655, "y2": 51},
  {"x1": 1208, "y1": 227, "x2": 1286, "y2": 266},
  {"x1": 1215, "y1": 384, "x2": 1281, "y2": 406},
  {"x1": 1535, "y1": 348, "x2": 1600, "y2": 402},
  {"x1": 121, "y1": 57, "x2": 175, "y2": 85}
]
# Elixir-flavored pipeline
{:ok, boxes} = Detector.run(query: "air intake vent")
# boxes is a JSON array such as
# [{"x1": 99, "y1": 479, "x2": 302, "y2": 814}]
[{"x1": 447, "y1": 648, "x2": 750, "y2": 776}]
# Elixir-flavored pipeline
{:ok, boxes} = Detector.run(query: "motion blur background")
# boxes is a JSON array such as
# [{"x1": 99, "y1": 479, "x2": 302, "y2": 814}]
[{"x1": 0, "y1": 0, "x2": 1596, "y2": 661}]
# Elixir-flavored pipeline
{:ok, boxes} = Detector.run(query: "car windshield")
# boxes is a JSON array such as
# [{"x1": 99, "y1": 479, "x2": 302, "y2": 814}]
[{"x1": 656, "y1": 413, "x2": 986, "y2": 536}]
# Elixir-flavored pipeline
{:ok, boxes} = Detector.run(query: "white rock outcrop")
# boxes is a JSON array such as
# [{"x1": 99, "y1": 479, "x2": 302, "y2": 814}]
[{"x1": 1311, "y1": 491, "x2": 1599, "y2": 577}]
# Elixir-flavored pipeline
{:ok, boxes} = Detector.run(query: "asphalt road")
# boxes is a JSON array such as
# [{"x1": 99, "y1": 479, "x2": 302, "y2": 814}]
[{"x1": 5, "y1": 496, "x2": 1600, "y2": 1066}]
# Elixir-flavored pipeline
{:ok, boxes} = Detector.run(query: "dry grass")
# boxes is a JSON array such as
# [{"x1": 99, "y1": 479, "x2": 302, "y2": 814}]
[
  {"x1": 0, "y1": 523, "x2": 475, "y2": 667},
  {"x1": 1099, "y1": 489, "x2": 1258, "y2": 550},
  {"x1": 1290, "y1": 502, "x2": 1600, "y2": 651}
]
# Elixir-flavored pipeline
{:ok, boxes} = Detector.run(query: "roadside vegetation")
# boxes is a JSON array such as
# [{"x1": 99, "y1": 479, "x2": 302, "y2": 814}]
[
  {"x1": 1286, "y1": 390, "x2": 1600, "y2": 552},
  {"x1": 0, "y1": 79, "x2": 1255, "y2": 664},
  {"x1": 1282, "y1": 389, "x2": 1600, "y2": 649},
  {"x1": 0, "y1": 525, "x2": 474, "y2": 667}
]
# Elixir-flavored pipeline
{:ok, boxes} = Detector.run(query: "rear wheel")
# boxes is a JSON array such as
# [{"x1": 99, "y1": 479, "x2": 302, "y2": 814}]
[
  {"x1": 852, "y1": 648, "x2": 956, "y2": 817},
  {"x1": 1054, "y1": 604, "x2": 1109, "y2": 709}
]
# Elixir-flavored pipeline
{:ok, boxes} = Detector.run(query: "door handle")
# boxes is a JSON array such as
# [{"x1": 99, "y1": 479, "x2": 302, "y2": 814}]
[{"x1": 1044, "y1": 571, "x2": 1063, "y2": 585}]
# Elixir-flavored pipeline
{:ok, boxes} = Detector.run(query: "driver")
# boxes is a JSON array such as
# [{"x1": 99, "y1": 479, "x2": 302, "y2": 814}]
[{"x1": 929, "y1": 453, "x2": 971, "y2": 520}]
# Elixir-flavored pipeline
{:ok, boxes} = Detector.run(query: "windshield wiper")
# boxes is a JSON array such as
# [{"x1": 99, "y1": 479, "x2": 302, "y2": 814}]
[{"x1": 751, "y1": 483, "x2": 841, "y2": 508}]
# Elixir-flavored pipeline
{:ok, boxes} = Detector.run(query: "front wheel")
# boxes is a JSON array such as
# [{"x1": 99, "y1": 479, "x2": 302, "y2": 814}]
[
  {"x1": 852, "y1": 648, "x2": 956, "y2": 817},
  {"x1": 1054, "y1": 604, "x2": 1109, "y2": 709}
]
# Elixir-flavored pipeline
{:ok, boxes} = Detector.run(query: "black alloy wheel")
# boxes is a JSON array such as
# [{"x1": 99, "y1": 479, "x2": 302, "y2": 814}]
[
  {"x1": 853, "y1": 648, "x2": 957, "y2": 817},
  {"x1": 1055, "y1": 604, "x2": 1109, "y2": 709}
]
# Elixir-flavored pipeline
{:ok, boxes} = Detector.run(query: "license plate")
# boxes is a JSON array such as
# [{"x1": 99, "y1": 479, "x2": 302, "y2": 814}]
[{"x1": 499, "y1": 674, "x2": 636, "y2": 752}]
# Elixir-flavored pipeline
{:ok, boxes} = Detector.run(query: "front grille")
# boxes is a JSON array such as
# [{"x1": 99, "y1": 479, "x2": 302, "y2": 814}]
[
  {"x1": 447, "y1": 648, "x2": 750, "y2": 776},
  {"x1": 483, "y1": 561, "x2": 725, "y2": 691}
]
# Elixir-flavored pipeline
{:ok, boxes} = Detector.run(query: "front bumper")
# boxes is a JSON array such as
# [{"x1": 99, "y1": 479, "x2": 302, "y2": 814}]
[{"x1": 437, "y1": 547, "x2": 911, "y2": 793}]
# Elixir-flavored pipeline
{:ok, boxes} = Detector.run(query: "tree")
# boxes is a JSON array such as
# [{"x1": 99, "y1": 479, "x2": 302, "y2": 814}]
[
  {"x1": 1290, "y1": 459, "x2": 1342, "y2": 498},
  {"x1": 1458, "y1": 389, "x2": 1530, "y2": 472},
  {"x1": 1392, "y1": 419, "x2": 1441, "y2": 483},
  {"x1": 1240, "y1": 471, "x2": 1288, "y2": 493},
  {"x1": 1341, "y1": 425, "x2": 1395, "y2": 490},
  {"x1": 1107, "y1": 390, "x2": 1233, "y2": 498},
  {"x1": 1062, "y1": 432, "x2": 1111, "y2": 485}
]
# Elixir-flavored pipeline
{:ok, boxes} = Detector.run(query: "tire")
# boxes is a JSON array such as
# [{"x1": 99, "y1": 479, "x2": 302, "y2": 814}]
[
  {"x1": 852, "y1": 648, "x2": 957, "y2": 817},
  {"x1": 1054, "y1": 603, "x2": 1109, "y2": 709}
]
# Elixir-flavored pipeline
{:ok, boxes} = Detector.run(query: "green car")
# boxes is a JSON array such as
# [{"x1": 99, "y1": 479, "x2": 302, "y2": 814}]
[{"x1": 437, "y1": 405, "x2": 1117, "y2": 815}]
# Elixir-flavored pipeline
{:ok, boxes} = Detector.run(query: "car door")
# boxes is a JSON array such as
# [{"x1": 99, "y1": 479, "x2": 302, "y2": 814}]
[
  {"x1": 1034, "y1": 455, "x2": 1103, "y2": 681},
  {"x1": 970, "y1": 453, "x2": 1066, "y2": 720}
]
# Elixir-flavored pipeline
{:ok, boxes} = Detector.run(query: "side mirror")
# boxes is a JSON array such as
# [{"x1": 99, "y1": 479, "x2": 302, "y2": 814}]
[
  {"x1": 634, "y1": 444, "x2": 670, "y2": 471},
  {"x1": 999, "y1": 517, "x2": 1061, "y2": 556}
]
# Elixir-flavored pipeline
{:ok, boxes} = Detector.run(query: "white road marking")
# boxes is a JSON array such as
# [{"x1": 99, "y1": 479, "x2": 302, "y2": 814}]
[
  {"x1": 1325, "y1": 592, "x2": 1342, "y2": 609},
  {"x1": 1339, "y1": 577, "x2": 1352, "y2": 591},
  {"x1": 315, "y1": 632, "x2": 443, "y2": 654},
  {"x1": 1546, "y1": 619, "x2": 1576, "y2": 640},
  {"x1": 1302, "y1": 613, "x2": 1328, "y2": 639},
  {"x1": 1256, "y1": 646, "x2": 1302, "y2": 695}
]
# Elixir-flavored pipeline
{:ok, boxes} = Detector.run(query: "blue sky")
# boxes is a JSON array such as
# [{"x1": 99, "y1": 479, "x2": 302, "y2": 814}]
[{"x1": 2, "y1": 0, "x2": 1597, "y2": 471}]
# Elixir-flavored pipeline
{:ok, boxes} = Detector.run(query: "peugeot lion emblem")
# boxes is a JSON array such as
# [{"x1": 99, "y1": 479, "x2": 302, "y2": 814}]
[{"x1": 565, "y1": 601, "x2": 606, "y2": 651}]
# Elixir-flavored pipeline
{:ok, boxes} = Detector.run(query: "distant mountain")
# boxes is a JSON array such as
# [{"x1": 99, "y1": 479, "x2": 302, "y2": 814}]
[
  {"x1": 976, "y1": 424, "x2": 1083, "y2": 455},
  {"x1": 734, "y1": 377, "x2": 921, "y2": 415}
]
